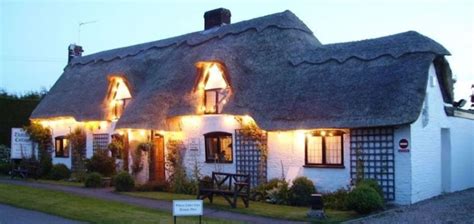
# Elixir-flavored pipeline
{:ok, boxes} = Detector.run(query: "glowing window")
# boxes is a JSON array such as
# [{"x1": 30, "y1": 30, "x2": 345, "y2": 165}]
[
  {"x1": 204, "y1": 132, "x2": 233, "y2": 163},
  {"x1": 54, "y1": 136, "x2": 69, "y2": 158},
  {"x1": 197, "y1": 63, "x2": 230, "y2": 114},
  {"x1": 108, "y1": 77, "x2": 132, "y2": 120},
  {"x1": 305, "y1": 131, "x2": 344, "y2": 167}
]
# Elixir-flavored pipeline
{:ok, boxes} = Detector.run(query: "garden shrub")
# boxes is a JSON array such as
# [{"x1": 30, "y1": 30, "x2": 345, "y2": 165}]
[
  {"x1": 0, "y1": 145, "x2": 10, "y2": 164},
  {"x1": 251, "y1": 178, "x2": 285, "y2": 201},
  {"x1": 357, "y1": 179, "x2": 384, "y2": 200},
  {"x1": 198, "y1": 175, "x2": 213, "y2": 189},
  {"x1": 135, "y1": 181, "x2": 170, "y2": 192},
  {"x1": 0, "y1": 162, "x2": 11, "y2": 175},
  {"x1": 24, "y1": 123, "x2": 53, "y2": 178},
  {"x1": 347, "y1": 185, "x2": 383, "y2": 214},
  {"x1": 289, "y1": 176, "x2": 316, "y2": 206},
  {"x1": 85, "y1": 150, "x2": 115, "y2": 177},
  {"x1": 19, "y1": 157, "x2": 40, "y2": 178},
  {"x1": 49, "y1": 163, "x2": 71, "y2": 180},
  {"x1": 266, "y1": 180, "x2": 290, "y2": 205},
  {"x1": 322, "y1": 188, "x2": 351, "y2": 210},
  {"x1": 114, "y1": 171, "x2": 135, "y2": 192},
  {"x1": 84, "y1": 172, "x2": 102, "y2": 188}
]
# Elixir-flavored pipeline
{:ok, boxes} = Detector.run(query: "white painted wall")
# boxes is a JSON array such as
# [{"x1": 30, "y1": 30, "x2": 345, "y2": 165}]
[
  {"x1": 45, "y1": 120, "x2": 116, "y2": 169},
  {"x1": 410, "y1": 63, "x2": 474, "y2": 203},
  {"x1": 266, "y1": 130, "x2": 351, "y2": 192},
  {"x1": 393, "y1": 125, "x2": 412, "y2": 205},
  {"x1": 178, "y1": 115, "x2": 241, "y2": 178}
]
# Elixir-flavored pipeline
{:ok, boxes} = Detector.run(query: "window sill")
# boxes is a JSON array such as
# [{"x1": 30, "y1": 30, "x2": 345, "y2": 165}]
[
  {"x1": 303, "y1": 164, "x2": 345, "y2": 169},
  {"x1": 205, "y1": 161, "x2": 233, "y2": 164}
]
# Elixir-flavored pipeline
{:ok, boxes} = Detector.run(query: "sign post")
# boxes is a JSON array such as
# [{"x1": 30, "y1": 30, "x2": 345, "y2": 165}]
[
  {"x1": 172, "y1": 200, "x2": 203, "y2": 224},
  {"x1": 10, "y1": 128, "x2": 34, "y2": 159}
]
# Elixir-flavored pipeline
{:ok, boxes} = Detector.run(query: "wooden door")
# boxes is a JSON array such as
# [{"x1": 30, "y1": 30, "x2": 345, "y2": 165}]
[{"x1": 150, "y1": 135, "x2": 165, "y2": 183}]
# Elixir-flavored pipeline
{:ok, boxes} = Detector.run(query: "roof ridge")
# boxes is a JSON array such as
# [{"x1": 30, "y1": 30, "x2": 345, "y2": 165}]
[
  {"x1": 70, "y1": 10, "x2": 313, "y2": 67},
  {"x1": 289, "y1": 31, "x2": 450, "y2": 66}
]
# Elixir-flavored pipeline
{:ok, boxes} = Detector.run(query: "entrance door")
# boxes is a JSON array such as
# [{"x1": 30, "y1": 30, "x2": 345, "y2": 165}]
[
  {"x1": 441, "y1": 128, "x2": 451, "y2": 193},
  {"x1": 150, "y1": 135, "x2": 165, "y2": 183}
]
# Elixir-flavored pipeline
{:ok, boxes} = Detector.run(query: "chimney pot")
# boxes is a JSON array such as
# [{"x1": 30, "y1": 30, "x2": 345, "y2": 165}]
[
  {"x1": 204, "y1": 8, "x2": 231, "y2": 30},
  {"x1": 68, "y1": 44, "x2": 84, "y2": 63}
]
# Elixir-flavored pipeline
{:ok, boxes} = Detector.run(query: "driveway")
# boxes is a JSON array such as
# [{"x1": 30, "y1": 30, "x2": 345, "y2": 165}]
[
  {"x1": 0, "y1": 203, "x2": 85, "y2": 224},
  {"x1": 348, "y1": 188, "x2": 474, "y2": 223}
]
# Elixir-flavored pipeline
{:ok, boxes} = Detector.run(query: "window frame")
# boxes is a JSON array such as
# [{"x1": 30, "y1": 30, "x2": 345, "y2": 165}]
[
  {"x1": 204, "y1": 88, "x2": 220, "y2": 114},
  {"x1": 304, "y1": 131, "x2": 345, "y2": 168},
  {"x1": 204, "y1": 132, "x2": 233, "y2": 163},
  {"x1": 54, "y1": 136, "x2": 69, "y2": 158}
]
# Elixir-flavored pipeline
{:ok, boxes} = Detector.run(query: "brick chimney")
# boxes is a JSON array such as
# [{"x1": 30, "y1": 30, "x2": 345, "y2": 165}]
[
  {"x1": 68, "y1": 44, "x2": 84, "y2": 63},
  {"x1": 204, "y1": 8, "x2": 231, "y2": 30}
]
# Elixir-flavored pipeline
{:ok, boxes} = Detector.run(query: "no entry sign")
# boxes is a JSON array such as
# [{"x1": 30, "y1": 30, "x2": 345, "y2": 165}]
[{"x1": 399, "y1": 139, "x2": 409, "y2": 152}]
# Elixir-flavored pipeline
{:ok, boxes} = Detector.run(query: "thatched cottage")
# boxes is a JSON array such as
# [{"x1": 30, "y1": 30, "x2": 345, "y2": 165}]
[{"x1": 31, "y1": 8, "x2": 474, "y2": 205}]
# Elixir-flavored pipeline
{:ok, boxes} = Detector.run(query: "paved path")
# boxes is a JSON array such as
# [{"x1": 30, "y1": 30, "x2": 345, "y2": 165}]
[
  {"x1": 347, "y1": 188, "x2": 474, "y2": 224},
  {"x1": 0, "y1": 179, "x2": 303, "y2": 224},
  {"x1": 0, "y1": 203, "x2": 85, "y2": 224}
]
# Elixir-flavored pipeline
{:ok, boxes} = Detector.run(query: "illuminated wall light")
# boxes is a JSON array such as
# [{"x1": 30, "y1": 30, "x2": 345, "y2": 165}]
[
  {"x1": 140, "y1": 130, "x2": 146, "y2": 136},
  {"x1": 320, "y1": 130, "x2": 326, "y2": 136},
  {"x1": 224, "y1": 115, "x2": 235, "y2": 126},
  {"x1": 242, "y1": 115, "x2": 252, "y2": 125}
]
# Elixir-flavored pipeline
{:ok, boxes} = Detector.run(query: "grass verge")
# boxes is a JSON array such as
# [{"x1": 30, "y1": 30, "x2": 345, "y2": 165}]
[
  {"x1": 124, "y1": 191, "x2": 360, "y2": 223},
  {"x1": 0, "y1": 183, "x2": 229, "y2": 224}
]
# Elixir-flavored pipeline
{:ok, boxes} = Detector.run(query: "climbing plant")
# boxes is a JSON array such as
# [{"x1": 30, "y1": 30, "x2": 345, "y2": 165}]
[
  {"x1": 24, "y1": 123, "x2": 52, "y2": 177},
  {"x1": 235, "y1": 116, "x2": 268, "y2": 184},
  {"x1": 131, "y1": 142, "x2": 153, "y2": 175},
  {"x1": 67, "y1": 128, "x2": 87, "y2": 179}
]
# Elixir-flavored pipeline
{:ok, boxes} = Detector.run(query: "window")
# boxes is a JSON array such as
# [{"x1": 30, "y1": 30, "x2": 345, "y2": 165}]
[
  {"x1": 93, "y1": 134, "x2": 109, "y2": 153},
  {"x1": 204, "y1": 132, "x2": 233, "y2": 163},
  {"x1": 305, "y1": 131, "x2": 344, "y2": 168},
  {"x1": 55, "y1": 136, "x2": 69, "y2": 158},
  {"x1": 107, "y1": 77, "x2": 132, "y2": 120},
  {"x1": 196, "y1": 62, "x2": 230, "y2": 114}
]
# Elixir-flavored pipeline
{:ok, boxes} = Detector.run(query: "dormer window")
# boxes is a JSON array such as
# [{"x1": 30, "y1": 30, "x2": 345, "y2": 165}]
[
  {"x1": 107, "y1": 76, "x2": 132, "y2": 120},
  {"x1": 196, "y1": 62, "x2": 231, "y2": 114}
]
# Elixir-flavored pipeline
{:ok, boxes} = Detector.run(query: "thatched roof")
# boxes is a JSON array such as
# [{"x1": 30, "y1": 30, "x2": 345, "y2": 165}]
[{"x1": 31, "y1": 10, "x2": 452, "y2": 131}]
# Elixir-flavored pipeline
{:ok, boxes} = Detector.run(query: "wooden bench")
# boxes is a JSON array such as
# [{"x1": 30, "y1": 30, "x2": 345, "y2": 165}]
[
  {"x1": 10, "y1": 168, "x2": 31, "y2": 179},
  {"x1": 197, "y1": 172, "x2": 250, "y2": 208}
]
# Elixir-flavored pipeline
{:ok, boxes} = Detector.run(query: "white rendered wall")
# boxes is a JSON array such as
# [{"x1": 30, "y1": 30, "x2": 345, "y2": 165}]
[
  {"x1": 410, "y1": 63, "x2": 474, "y2": 203},
  {"x1": 266, "y1": 130, "x2": 351, "y2": 192},
  {"x1": 44, "y1": 120, "x2": 116, "y2": 169},
  {"x1": 393, "y1": 125, "x2": 412, "y2": 205},
  {"x1": 178, "y1": 115, "x2": 241, "y2": 178}
]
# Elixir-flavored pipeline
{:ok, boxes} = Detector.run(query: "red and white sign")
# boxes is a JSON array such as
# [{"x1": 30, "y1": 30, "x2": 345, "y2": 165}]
[{"x1": 398, "y1": 139, "x2": 409, "y2": 152}]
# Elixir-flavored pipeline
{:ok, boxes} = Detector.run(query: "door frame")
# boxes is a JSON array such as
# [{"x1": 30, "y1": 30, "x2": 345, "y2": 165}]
[{"x1": 149, "y1": 132, "x2": 165, "y2": 183}]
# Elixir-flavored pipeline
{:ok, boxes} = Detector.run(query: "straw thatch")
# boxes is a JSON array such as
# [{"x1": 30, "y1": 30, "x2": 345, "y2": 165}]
[{"x1": 31, "y1": 10, "x2": 452, "y2": 131}]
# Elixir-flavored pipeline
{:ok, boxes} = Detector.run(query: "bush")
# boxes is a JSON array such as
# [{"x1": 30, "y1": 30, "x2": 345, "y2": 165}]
[
  {"x1": 266, "y1": 180, "x2": 290, "y2": 205},
  {"x1": 347, "y1": 185, "x2": 383, "y2": 214},
  {"x1": 322, "y1": 188, "x2": 351, "y2": 210},
  {"x1": 49, "y1": 164, "x2": 71, "y2": 180},
  {"x1": 114, "y1": 171, "x2": 135, "y2": 192},
  {"x1": 251, "y1": 178, "x2": 286, "y2": 201},
  {"x1": 289, "y1": 177, "x2": 316, "y2": 206},
  {"x1": 0, "y1": 162, "x2": 11, "y2": 175},
  {"x1": 357, "y1": 179, "x2": 384, "y2": 200},
  {"x1": 135, "y1": 181, "x2": 170, "y2": 192},
  {"x1": 0, "y1": 145, "x2": 10, "y2": 163},
  {"x1": 84, "y1": 172, "x2": 102, "y2": 188},
  {"x1": 86, "y1": 150, "x2": 116, "y2": 177}
]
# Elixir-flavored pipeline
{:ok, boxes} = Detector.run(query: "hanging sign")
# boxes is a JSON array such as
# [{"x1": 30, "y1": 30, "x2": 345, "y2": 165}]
[
  {"x1": 11, "y1": 128, "x2": 34, "y2": 159},
  {"x1": 398, "y1": 139, "x2": 409, "y2": 152},
  {"x1": 187, "y1": 138, "x2": 199, "y2": 151}
]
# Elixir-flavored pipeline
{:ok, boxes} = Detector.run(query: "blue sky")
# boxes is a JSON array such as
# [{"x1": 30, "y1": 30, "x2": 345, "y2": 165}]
[{"x1": 1, "y1": 0, "x2": 473, "y2": 100}]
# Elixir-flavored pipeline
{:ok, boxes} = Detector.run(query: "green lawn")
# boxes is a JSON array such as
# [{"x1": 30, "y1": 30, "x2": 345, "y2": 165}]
[
  {"x1": 0, "y1": 183, "x2": 231, "y2": 224},
  {"x1": 124, "y1": 191, "x2": 360, "y2": 223},
  {"x1": 33, "y1": 179, "x2": 84, "y2": 187}
]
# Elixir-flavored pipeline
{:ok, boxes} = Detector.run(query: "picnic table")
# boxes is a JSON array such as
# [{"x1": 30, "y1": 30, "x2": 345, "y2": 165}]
[{"x1": 197, "y1": 172, "x2": 250, "y2": 208}]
